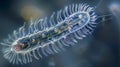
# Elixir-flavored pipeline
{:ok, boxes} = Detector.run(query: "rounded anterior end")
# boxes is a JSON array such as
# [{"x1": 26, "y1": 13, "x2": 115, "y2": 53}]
[
  {"x1": 76, "y1": 13, "x2": 90, "y2": 27},
  {"x1": 79, "y1": 13, "x2": 90, "y2": 22},
  {"x1": 12, "y1": 41, "x2": 29, "y2": 53},
  {"x1": 12, "y1": 44, "x2": 24, "y2": 52}
]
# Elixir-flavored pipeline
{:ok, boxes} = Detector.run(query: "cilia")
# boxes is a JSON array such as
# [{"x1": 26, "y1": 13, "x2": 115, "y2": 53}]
[{"x1": 0, "y1": 2, "x2": 112, "y2": 64}]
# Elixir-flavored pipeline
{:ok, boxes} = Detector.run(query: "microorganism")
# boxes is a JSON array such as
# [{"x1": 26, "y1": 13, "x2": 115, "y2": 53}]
[{"x1": 0, "y1": 3, "x2": 111, "y2": 64}]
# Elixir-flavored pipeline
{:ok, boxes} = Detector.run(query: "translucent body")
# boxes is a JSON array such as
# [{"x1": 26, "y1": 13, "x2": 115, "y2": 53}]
[{"x1": 1, "y1": 4, "x2": 98, "y2": 64}]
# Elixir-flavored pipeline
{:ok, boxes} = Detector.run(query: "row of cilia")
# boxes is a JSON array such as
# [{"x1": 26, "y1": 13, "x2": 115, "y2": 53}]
[{"x1": 1, "y1": 3, "x2": 98, "y2": 64}]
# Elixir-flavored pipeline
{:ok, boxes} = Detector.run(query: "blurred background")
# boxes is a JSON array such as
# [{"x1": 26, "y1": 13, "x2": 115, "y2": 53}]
[{"x1": 0, "y1": 0, "x2": 119, "y2": 67}]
